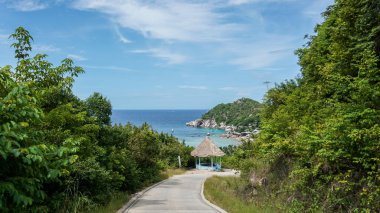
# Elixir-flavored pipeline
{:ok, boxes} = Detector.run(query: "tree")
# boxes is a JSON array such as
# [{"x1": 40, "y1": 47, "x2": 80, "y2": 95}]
[
  {"x1": 0, "y1": 27, "x2": 79, "y2": 212},
  {"x1": 1, "y1": 27, "x2": 194, "y2": 212},
  {"x1": 85, "y1": 92, "x2": 112, "y2": 126},
  {"x1": 202, "y1": 98, "x2": 262, "y2": 131},
  {"x1": 240, "y1": 0, "x2": 380, "y2": 211}
]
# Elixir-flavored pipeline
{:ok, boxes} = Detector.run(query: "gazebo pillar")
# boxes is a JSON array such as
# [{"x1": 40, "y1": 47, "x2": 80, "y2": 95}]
[
  {"x1": 190, "y1": 136, "x2": 225, "y2": 171},
  {"x1": 211, "y1": 157, "x2": 213, "y2": 170}
]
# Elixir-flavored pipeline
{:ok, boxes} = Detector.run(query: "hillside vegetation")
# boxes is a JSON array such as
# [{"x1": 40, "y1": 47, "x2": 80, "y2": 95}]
[
  {"x1": 206, "y1": 0, "x2": 380, "y2": 212},
  {"x1": 0, "y1": 27, "x2": 193, "y2": 212},
  {"x1": 202, "y1": 98, "x2": 261, "y2": 130}
]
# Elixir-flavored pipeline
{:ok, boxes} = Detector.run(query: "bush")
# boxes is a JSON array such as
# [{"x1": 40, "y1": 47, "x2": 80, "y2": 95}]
[{"x1": 0, "y1": 27, "x2": 194, "y2": 212}]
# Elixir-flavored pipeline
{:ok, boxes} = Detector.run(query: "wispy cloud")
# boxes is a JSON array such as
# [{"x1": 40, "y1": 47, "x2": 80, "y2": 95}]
[
  {"x1": 71, "y1": 0, "x2": 300, "y2": 71},
  {"x1": 34, "y1": 44, "x2": 61, "y2": 52},
  {"x1": 0, "y1": 34, "x2": 9, "y2": 39},
  {"x1": 81, "y1": 65, "x2": 134, "y2": 72},
  {"x1": 72, "y1": 0, "x2": 241, "y2": 42},
  {"x1": 230, "y1": 53, "x2": 282, "y2": 70},
  {"x1": 114, "y1": 26, "x2": 131, "y2": 44},
  {"x1": 44, "y1": 0, "x2": 325, "y2": 75},
  {"x1": 228, "y1": 0, "x2": 287, "y2": 5},
  {"x1": 0, "y1": 33, "x2": 10, "y2": 45},
  {"x1": 303, "y1": 0, "x2": 334, "y2": 21},
  {"x1": 132, "y1": 48, "x2": 187, "y2": 64},
  {"x1": 178, "y1": 85, "x2": 208, "y2": 90},
  {"x1": 268, "y1": 48, "x2": 294, "y2": 54},
  {"x1": 228, "y1": 35, "x2": 296, "y2": 70},
  {"x1": 67, "y1": 54, "x2": 87, "y2": 61},
  {"x1": 8, "y1": 0, "x2": 47, "y2": 11},
  {"x1": 219, "y1": 87, "x2": 236, "y2": 91}
]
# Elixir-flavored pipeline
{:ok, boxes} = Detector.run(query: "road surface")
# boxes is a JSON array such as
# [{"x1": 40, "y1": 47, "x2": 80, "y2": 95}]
[{"x1": 123, "y1": 171, "x2": 233, "y2": 213}]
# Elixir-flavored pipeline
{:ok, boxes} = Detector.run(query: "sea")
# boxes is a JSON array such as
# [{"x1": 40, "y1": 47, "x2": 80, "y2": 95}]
[{"x1": 111, "y1": 110, "x2": 239, "y2": 147}]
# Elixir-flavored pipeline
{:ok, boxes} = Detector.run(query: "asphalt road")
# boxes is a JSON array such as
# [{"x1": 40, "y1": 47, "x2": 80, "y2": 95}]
[{"x1": 124, "y1": 172, "x2": 221, "y2": 213}]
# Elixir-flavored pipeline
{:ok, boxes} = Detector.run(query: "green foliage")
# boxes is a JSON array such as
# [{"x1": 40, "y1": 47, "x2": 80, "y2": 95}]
[
  {"x1": 204, "y1": 176, "x2": 278, "y2": 213},
  {"x1": 222, "y1": 140, "x2": 260, "y2": 172},
  {"x1": 10, "y1": 27, "x2": 33, "y2": 60},
  {"x1": 231, "y1": 0, "x2": 380, "y2": 212},
  {"x1": 85, "y1": 92, "x2": 112, "y2": 126},
  {"x1": 1, "y1": 29, "x2": 80, "y2": 212},
  {"x1": 0, "y1": 27, "x2": 193, "y2": 212},
  {"x1": 202, "y1": 98, "x2": 262, "y2": 131}
]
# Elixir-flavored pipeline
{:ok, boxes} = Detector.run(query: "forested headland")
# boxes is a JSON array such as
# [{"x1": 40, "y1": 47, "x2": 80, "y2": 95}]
[
  {"x1": 186, "y1": 98, "x2": 262, "y2": 133},
  {"x1": 206, "y1": 0, "x2": 380, "y2": 212},
  {"x1": 0, "y1": 27, "x2": 193, "y2": 212},
  {"x1": 202, "y1": 98, "x2": 261, "y2": 131}
]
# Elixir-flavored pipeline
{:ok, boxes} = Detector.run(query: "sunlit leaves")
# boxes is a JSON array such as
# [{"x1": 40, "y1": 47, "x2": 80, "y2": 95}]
[
  {"x1": 1, "y1": 26, "x2": 193, "y2": 212},
  {"x1": 10, "y1": 27, "x2": 33, "y2": 60},
  {"x1": 1, "y1": 27, "x2": 81, "y2": 212},
  {"x1": 251, "y1": 0, "x2": 380, "y2": 211}
]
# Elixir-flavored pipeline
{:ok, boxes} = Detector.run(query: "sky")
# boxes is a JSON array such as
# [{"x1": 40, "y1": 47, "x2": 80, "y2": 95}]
[{"x1": 0, "y1": 0, "x2": 334, "y2": 109}]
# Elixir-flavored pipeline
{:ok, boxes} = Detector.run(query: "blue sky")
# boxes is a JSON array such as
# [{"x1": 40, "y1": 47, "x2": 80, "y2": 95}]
[{"x1": 0, "y1": 0, "x2": 333, "y2": 109}]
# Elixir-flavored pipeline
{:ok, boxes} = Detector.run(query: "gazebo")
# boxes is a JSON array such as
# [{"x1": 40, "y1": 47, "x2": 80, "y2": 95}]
[{"x1": 191, "y1": 136, "x2": 225, "y2": 171}]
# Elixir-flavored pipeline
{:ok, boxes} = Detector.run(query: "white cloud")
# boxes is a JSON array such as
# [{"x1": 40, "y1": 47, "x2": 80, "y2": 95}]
[
  {"x1": 114, "y1": 26, "x2": 131, "y2": 44},
  {"x1": 228, "y1": 0, "x2": 295, "y2": 5},
  {"x1": 0, "y1": 34, "x2": 8, "y2": 39},
  {"x1": 0, "y1": 33, "x2": 10, "y2": 45},
  {"x1": 68, "y1": 0, "x2": 327, "y2": 73},
  {"x1": 230, "y1": 53, "x2": 280, "y2": 70},
  {"x1": 72, "y1": 0, "x2": 240, "y2": 42},
  {"x1": 228, "y1": 35, "x2": 296, "y2": 70},
  {"x1": 219, "y1": 87, "x2": 236, "y2": 91},
  {"x1": 67, "y1": 54, "x2": 87, "y2": 61},
  {"x1": 71, "y1": 0, "x2": 299, "y2": 70},
  {"x1": 9, "y1": 0, "x2": 47, "y2": 11},
  {"x1": 178, "y1": 85, "x2": 208, "y2": 90},
  {"x1": 34, "y1": 44, "x2": 61, "y2": 52},
  {"x1": 228, "y1": 0, "x2": 252, "y2": 5},
  {"x1": 303, "y1": 0, "x2": 334, "y2": 21},
  {"x1": 132, "y1": 48, "x2": 187, "y2": 64},
  {"x1": 81, "y1": 65, "x2": 134, "y2": 72}
]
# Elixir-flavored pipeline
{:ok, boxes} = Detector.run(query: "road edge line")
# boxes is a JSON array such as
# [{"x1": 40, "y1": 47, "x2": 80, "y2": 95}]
[
  {"x1": 117, "y1": 178, "x2": 170, "y2": 213},
  {"x1": 201, "y1": 176, "x2": 229, "y2": 213}
]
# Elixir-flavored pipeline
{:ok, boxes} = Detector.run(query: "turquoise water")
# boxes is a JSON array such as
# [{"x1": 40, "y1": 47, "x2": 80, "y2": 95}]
[{"x1": 111, "y1": 110, "x2": 239, "y2": 147}]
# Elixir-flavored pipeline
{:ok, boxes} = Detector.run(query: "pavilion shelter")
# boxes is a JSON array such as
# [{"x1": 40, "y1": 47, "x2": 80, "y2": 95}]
[{"x1": 191, "y1": 136, "x2": 225, "y2": 171}]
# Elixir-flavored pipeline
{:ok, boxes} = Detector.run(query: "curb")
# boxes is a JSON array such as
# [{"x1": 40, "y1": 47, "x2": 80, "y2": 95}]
[
  {"x1": 117, "y1": 178, "x2": 169, "y2": 213},
  {"x1": 201, "y1": 176, "x2": 229, "y2": 213},
  {"x1": 117, "y1": 173, "x2": 229, "y2": 213}
]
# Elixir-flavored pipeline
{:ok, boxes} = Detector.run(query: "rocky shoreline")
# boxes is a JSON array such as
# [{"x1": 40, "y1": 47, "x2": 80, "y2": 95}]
[{"x1": 185, "y1": 119, "x2": 259, "y2": 141}]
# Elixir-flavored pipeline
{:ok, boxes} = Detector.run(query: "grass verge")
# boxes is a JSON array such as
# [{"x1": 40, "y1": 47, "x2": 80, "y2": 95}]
[
  {"x1": 204, "y1": 176, "x2": 278, "y2": 213},
  {"x1": 159, "y1": 168, "x2": 187, "y2": 180},
  {"x1": 89, "y1": 191, "x2": 130, "y2": 213}
]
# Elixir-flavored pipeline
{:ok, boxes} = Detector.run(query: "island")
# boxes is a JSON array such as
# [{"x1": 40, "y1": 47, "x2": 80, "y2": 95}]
[{"x1": 186, "y1": 98, "x2": 262, "y2": 140}]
